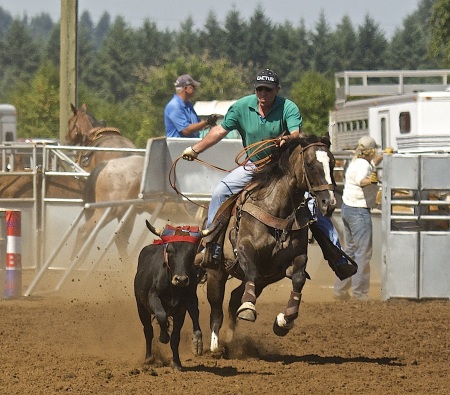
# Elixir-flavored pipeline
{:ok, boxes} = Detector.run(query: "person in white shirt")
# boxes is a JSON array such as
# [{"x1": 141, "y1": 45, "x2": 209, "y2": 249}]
[{"x1": 334, "y1": 136, "x2": 383, "y2": 301}]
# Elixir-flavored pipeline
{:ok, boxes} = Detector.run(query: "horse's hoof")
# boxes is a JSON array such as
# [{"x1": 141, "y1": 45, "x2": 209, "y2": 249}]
[
  {"x1": 237, "y1": 302, "x2": 257, "y2": 322},
  {"x1": 192, "y1": 330, "x2": 203, "y2": 355},
  {"x1": 172, "y1": 361, "x2": 183, "y2": 372},
  {"x1": 273, "y1": 313, "x2": 294, "y2": 337}
]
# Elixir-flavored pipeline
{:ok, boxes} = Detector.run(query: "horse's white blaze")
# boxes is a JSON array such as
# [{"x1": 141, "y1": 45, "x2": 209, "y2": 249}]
[
  {"x1": 315, "y1": 150, "x2": 332, "y2": 184},
  {"x1": 210, "y1": 331, "x2": 219, "y2": 352},
  {"x1": 315, "y1": 150, "x2": 336, "y2": 204}
]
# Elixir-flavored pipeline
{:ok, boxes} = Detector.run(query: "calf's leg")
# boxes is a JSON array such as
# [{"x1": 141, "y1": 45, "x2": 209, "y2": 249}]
[
  {"x1": 136, "y1": 302, "x2": 155, "y2": 363},
  {"x1": 171, "y1": 308, "x2": 187, "y2": 371}
]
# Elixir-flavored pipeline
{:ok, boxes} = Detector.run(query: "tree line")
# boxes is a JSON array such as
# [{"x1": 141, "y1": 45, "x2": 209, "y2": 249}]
[{"x1": 0, "y1": 0, "x2": 448, "y2": 147}]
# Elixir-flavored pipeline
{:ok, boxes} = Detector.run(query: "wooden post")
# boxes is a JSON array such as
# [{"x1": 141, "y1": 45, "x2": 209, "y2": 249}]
[{"x1": 59, "y1": 0, "x2": 78, "y2": 144}]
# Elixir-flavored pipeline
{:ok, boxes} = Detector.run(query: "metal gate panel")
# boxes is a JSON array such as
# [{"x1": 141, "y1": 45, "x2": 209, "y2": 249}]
[
  {"x1": 384, "y1": 232, "x2": 419, "y2": 299},
  {"x1": 383, "y1": 153, "x2": 450, "y2": 300},
  {"x1": 420, "y1": 232, "x2": 450, "y2": 298},
  {"x1": 165, "y1": 138, "x2": 243, "y2": 197},
  {"x1": 421, "y1": 155, "x2": 450, "y2": 189},
  {"x1": 43, "y1": 202, "x2": 83, "y2": 269},
  {"x1": 388, "y1": 155, "x2": 419, "y2": 189}
]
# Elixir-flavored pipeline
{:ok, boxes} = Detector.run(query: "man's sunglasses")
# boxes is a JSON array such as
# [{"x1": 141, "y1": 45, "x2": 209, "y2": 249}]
[{"x1": 256, "y1": 86, "x2": 274, "y2": 92}]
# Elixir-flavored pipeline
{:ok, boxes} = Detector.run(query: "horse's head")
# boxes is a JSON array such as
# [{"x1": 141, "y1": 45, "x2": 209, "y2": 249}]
[
  {"x1": 67, "y1": 103, "x2": 99, "y2": 146},
  {"x1": 297, "y1": 135, "x2": 337, "y2": 216}
]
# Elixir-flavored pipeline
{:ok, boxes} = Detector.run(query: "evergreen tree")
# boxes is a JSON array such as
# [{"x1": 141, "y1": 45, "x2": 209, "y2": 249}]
[
  {"x1": 332, "y1": 15, "x2": 358, "y2": 71},
  {"x1": 28, "y1": 13, "x2": 54, "y2": 43},
  {"x1": 84, "y1": 16, "x2": 139, "y2": 102},
  {"x1": 77, "y1": 12, "x2": 97, "y2": 85},
  {"x1": 244, "y1": 6, "x2": 273, "y2": 67},
  {"x1": 0, "y1": 7, "x2": 14, "y2": 37},
  {"x1": 223, "y1": 8, "x2": 248, "y2": 65},
  {"x1": 199, "y1": 11, "x2": 226, "y2": 59},
  {"x1": 174, "y1": 16, "x2": 200, "y2": 55},
  {"x1": 0, "y1": 18, "x2": 41, "y2": 99},
  {"x1": 135, "y1": 20, "x2": 173, "y2": 67},
  {"x1": 354, "y1": 14, "x2": 388, "y2": 69},
  {"x1": 386, "y1": 0, "x2": 438, "y2": 69},
  {"x1": 93, "y1": 12, "x2": 111, "y2": 50},
  {"x1": 43, "y1": 23, "x2": 60, "y2": 66},
  {"x1": 309, "y1": 10, "x2": 335, "y2": 73},
  {"x1": 267, "y1": 21, "x2": 311, "y2": 94},
  {"x1": 281, "y1": 20, "x2": 313, "y2": 92}
]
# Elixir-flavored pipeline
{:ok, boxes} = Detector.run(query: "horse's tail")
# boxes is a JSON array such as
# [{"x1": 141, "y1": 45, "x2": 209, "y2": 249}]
[{"x1": 83, "y1": 161, "x2": 108, "y2": 219}]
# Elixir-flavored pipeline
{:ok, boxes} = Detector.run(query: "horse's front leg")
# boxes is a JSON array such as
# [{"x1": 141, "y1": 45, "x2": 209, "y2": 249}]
[
  {"x1": 206, "y1": 265, "x2": 227, "y2": 353},
  {"x1": 235, "y1": 241, "x2": 259, "y2": 322},
  {"x1": 228, "y1": 281, "x2": 263, "y2": 342},
  {"x1": 273, "y1": 253, "x2": 308, "y2": 337}
]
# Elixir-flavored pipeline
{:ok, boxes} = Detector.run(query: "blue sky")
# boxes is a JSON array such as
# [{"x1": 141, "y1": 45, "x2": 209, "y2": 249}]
[{"x1": 2, "y1": 0, "x2": 421, "y2": 37}]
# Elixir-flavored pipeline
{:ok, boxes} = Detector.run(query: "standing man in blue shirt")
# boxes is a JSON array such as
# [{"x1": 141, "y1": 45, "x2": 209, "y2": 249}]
[{"x1": 164, "y1": 74, "x2": 218, "y2": 138}]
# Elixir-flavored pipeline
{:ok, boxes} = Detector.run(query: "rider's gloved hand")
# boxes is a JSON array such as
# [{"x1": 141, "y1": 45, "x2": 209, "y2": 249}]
[{"x1": 182, "y1": 146, "x2": 199, "y2": 161}]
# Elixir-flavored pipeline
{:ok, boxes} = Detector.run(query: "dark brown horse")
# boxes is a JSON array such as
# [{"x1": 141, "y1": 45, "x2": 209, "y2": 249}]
[
  {"x1": 205, "y1": 135, "x2": 337, "y2": 352},
  {"x1": 67, "y1": 103, "x2": 136, "y2": 172}
]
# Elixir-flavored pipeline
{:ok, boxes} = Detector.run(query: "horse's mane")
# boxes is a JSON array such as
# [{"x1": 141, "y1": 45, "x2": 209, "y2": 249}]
[
  {"x1": 83, "y1": 109, "x2": 103, "y2": 128},
  {"x1": 250, "y1": 134, "x2": 322, "y2": 191}
]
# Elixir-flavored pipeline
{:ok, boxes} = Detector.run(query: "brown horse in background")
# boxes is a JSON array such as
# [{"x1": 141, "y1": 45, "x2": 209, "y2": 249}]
[
  {"x1": 71, "y1": 154, "x2": 145, "y2": 262},
  {"x1": 66, "y1": 104, "x2": 146, "y2": 262},
  {"x1": 0, "y1": 166, "x2": 85, "y2": 200},
  {"x1": 67, "y1": 103, "x2": 136, "y2": 172}
]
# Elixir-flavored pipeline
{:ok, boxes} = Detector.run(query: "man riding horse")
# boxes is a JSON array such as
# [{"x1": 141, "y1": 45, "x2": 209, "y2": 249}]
[{"x1": 182, "y1": 68, "x2": 356, "y2": 281}]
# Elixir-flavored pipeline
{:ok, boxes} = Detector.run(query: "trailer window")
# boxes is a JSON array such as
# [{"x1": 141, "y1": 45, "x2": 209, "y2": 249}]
[{"x1": 399, "y1": 112, "x2": 411, "y2": 134}]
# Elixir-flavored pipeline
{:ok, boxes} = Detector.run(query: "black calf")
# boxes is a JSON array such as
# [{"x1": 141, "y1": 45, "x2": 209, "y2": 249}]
[{"x1": 134, "y1": 222, "x2": 203, "y2": 371}]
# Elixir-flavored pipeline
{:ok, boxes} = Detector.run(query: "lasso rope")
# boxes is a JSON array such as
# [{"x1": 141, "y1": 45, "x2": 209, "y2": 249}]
[{"x1": 169, "y1": 136, "x2": 285, "y2": 208}]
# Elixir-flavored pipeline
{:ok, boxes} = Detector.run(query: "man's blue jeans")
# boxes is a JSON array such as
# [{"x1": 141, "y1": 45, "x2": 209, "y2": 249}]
[
  {"x1": 207, "y1": 163, "x2": 255, "y2": 228},
  {"x1": 334, "y1": 203, "x2": 373, "y2": 297}
]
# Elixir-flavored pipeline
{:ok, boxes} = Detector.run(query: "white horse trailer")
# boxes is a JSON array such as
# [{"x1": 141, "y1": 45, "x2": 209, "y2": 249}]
[{"x1": 329, "y1": 70, "x2": 450, "y2": 152}]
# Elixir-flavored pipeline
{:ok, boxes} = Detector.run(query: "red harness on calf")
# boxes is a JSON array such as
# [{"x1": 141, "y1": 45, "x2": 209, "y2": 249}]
[
  {"x1": 152, "y1": 225, "x2": 202, "y2": 270},
  {"x1": 152, "y1": 224, "x2": 202, "y2": 245}
]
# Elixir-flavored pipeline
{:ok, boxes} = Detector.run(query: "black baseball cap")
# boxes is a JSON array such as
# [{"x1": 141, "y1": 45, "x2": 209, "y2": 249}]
[{"x1": 255, "y1": 69, "x2": 280, "y2": 88}]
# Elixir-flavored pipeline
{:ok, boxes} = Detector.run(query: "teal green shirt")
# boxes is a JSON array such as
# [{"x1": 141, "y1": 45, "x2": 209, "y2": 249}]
[{"x1": 221, "y1": 94, "x2": 302, "y2": 161}]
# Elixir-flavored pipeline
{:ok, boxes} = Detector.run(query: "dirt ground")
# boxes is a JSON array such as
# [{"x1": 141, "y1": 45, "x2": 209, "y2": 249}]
[{"x1": 0, "y1": 260, "x2": 449, "y2": 395}]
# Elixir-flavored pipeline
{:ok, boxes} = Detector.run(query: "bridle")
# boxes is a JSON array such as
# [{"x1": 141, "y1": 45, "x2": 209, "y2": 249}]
[
  {"x1": 68, "y1": 112, "x2": 84, "y2": 145},
  {"x1": 300, "y1": 142, "x2": 335, "y2": 194}
]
